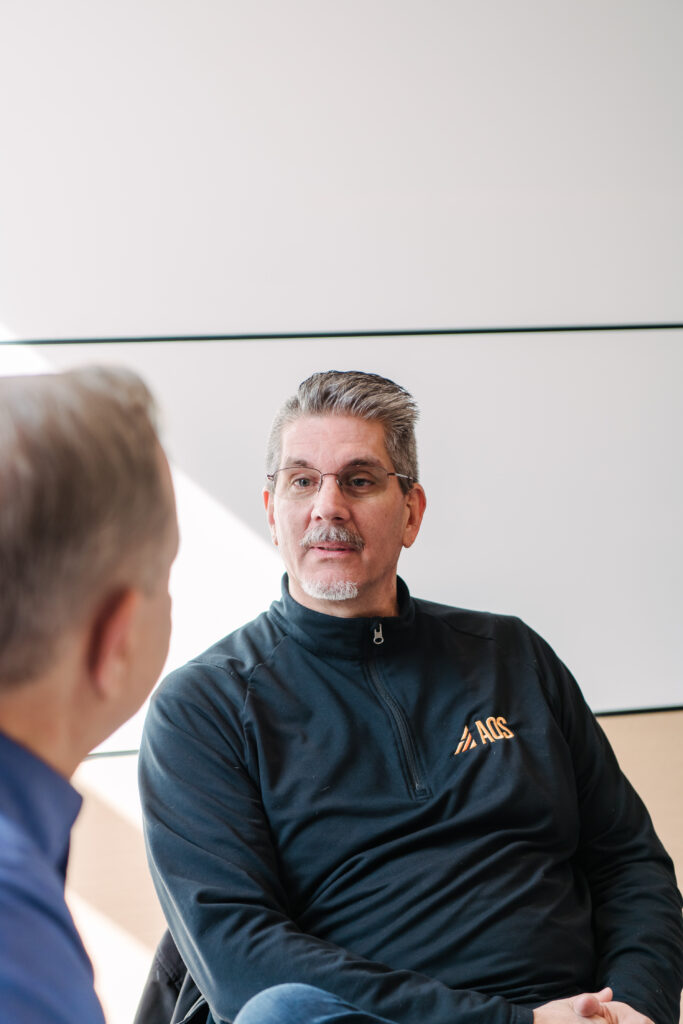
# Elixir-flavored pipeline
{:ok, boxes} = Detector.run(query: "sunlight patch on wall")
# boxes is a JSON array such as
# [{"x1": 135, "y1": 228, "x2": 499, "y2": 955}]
[
  {"x1": 0, "y1": 336, "x2": 51, "y2": 372},
  {"x1": 68, "y1": 738, "x2": 167, "y2": 1023},
  {"x1": 95, "y1": 463, "x2": 283, "y2": 753},
  {"x1": 67, "y1": 891, "x2": 154, "y2": 1024}
]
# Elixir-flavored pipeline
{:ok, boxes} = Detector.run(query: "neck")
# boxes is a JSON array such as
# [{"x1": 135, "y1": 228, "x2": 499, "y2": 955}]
[{"x1": 0, "y1": 673, "x2": 95, "y2": 779}]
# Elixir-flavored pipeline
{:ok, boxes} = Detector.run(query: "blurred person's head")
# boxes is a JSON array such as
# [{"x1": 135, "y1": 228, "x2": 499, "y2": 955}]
[{"x1": 0, "y1": 366, "x2": 178, "y2": 773}]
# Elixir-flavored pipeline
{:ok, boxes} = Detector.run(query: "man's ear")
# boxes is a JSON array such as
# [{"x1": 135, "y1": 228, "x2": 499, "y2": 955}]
[
  {"x1": 402, "y1": 484, "x2": 427, "y2": 549},
  {"x1": 87, "y1": 588, "x2": 140, "y2": 698},
  {"x1": 263, "y1": 487, "x2": 278, "y2": 545}
]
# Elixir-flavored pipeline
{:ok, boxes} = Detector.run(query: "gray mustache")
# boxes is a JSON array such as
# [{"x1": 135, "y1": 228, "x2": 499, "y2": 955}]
[{"x1": 300, "y1": 525, "x2": 365, "y2": 552}]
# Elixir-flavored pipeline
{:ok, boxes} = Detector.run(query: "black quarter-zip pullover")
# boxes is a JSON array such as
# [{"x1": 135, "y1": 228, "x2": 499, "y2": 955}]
[{"x1": 140, "y1": 577, "x2": 682, "y2": 1024}]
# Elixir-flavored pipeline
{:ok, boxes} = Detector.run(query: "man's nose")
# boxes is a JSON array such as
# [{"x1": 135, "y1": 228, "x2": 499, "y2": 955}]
[{"x1": 311, "y1": 474, "x2": 351, "y2": 519}]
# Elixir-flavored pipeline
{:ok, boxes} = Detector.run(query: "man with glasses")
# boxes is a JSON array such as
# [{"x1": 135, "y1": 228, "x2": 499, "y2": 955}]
[{"x1": 139, "y1": 371, "x2": 682, "y2": 1024}]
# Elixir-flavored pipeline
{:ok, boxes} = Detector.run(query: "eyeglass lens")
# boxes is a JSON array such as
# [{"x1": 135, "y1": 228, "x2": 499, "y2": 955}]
[{"x1": 275, "y1": 466, "x2": 391, "y2": 499}]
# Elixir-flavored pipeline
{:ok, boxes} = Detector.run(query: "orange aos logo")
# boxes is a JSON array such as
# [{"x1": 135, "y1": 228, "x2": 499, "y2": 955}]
[{"x1": 453, "y1": 716, "x2": 515, "y2": 756}]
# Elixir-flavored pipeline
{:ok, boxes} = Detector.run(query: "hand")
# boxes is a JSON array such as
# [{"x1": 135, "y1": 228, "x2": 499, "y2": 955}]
[
  {"x1": 534, "y1": 989, "x2": 654, "y2": 1024},
  {"x1": 572, "y1": 995, "x2": 654, "y2": 1024}
]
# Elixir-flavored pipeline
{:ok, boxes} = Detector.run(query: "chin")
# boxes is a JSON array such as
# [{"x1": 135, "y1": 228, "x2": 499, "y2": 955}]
[{"x1": 300, "y1": 578, "x2": 359, "y2": 602}]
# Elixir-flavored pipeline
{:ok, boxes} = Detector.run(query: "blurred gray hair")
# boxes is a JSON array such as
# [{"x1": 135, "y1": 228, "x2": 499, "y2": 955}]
[
  {"x1": 266, "y1": 370, "x2": 419, "y2": 492},
  {"x1": 0, "y1": 365, "x2": 173, "y2": 687}
]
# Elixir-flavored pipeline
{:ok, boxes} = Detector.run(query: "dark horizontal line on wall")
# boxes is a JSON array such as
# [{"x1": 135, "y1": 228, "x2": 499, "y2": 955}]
[
  {"x1": 595, "y1": 705, "x2": 683, "y2": 718},
  {"x1": 85, "y1": 749, "x2": 139, "y2": 760},
  {"x1": 9, "y1": 321, "x2": 683, "y2": 345}
]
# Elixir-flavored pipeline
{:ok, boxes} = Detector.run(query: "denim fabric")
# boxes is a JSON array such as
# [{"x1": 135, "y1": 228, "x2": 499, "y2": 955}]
[{"x1": 234, "y1": 984, "x2": 397, "y2": 1024}]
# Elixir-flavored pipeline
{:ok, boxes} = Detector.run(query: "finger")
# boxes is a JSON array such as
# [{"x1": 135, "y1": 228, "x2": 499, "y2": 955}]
[
  {"x1": 572, "y1": 995, "x2": 600, "y2": 1017},
  {"x1": 572, "y1": 994, "x2": 608, "y2": 1018}
]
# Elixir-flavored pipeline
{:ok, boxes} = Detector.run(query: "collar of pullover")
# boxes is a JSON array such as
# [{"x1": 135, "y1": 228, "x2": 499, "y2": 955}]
[
  {"x1": 0, "y1": 730, "x2": 82, "y2": 880},
  {"x1": 268, "y1": 574, "x2": 416, "y2": 660}
]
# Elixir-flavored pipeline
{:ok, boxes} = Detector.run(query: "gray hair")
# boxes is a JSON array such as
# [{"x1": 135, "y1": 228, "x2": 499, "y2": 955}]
[
  {"x1": 266, "y1": 370, "x2": 419, "y2": 492},
  {"x1": 0, "y1": 365, "x2": 173, "y2": 687}
]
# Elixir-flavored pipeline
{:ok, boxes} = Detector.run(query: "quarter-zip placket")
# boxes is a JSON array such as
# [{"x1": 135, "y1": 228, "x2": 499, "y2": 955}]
[{"x1": 366, "y1": 622, "x2": 429, "y2": 800}]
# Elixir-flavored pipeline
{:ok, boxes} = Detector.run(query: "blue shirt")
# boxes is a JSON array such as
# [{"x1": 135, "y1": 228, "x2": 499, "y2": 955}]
[{"x1": 0, "y1": 731, "x2": 106, "y2": 1024}]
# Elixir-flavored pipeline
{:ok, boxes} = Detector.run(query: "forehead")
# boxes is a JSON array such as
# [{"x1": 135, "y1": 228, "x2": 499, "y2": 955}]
[{"x1": 280, "y1": 414, "x2": 389, "y2": 466}]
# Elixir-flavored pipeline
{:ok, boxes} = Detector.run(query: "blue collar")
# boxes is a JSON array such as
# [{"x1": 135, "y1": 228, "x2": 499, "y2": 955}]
[{"x1": 0, "y1": 731, "x2": 82, "y2": 879}]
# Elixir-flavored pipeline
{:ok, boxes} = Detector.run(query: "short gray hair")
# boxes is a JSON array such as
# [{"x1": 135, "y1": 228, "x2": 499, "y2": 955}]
[
  {"x1": 0, "y1": 365, "x2": 173, "y2": 687},
  {"x1": 266, "y1": 370, "x2": 419, "y2": 492}
]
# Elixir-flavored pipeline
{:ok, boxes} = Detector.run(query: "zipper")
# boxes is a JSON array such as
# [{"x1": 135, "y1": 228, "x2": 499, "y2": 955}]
[{"x1": 367, "y1": 624, "x2": 429, "y2": 799}]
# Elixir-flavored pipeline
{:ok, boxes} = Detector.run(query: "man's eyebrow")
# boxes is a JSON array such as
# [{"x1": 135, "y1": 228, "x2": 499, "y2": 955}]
[
  {"x1": 281, "y1": 457, "x2": 385, "y2": 469},
  {"x1": 345, "y1": 458, "x2": 385, "y2": 469},
  {"x1": 281, "y1": 458, "x2": 315, "y2": 468}
]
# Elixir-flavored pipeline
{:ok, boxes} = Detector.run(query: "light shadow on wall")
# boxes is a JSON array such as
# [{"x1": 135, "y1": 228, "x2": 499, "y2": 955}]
[{"x1": 67, "y1": 761, "x2": 166, "y2": 952}]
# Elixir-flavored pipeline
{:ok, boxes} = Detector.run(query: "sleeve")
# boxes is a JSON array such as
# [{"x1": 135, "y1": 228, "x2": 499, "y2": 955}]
[
  {"x1": 138, "y1": 662, "x2": 533, "y2": 1024},
  {"x1": 529, "y1": 631, "x2": 683, "y2": 1024}
]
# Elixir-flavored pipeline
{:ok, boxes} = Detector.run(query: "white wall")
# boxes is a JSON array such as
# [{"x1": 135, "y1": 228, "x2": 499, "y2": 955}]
[{"x1": 0, "y1": 1, "x2": 681, "y2": 338}]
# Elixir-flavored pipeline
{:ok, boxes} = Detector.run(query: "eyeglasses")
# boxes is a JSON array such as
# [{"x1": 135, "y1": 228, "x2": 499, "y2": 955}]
[{"x1": 267, "y1": 465, "x2": 414, "y2": 501}]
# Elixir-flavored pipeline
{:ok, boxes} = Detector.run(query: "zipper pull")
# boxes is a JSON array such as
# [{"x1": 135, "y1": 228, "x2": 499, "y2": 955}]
[{"x1": 373, "y1": 623, "x2": 384, "y2": 646}]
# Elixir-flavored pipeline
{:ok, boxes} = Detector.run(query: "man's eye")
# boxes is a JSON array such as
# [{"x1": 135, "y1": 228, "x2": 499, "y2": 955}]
[{"x1": 346, "y1": 475, "x2": 375, "y2": 490}]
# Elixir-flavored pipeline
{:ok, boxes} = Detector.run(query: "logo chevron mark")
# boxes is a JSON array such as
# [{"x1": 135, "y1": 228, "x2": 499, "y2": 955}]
[{"x1": 454, "y1": 725, "x2": 477, "y2": 756}]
